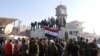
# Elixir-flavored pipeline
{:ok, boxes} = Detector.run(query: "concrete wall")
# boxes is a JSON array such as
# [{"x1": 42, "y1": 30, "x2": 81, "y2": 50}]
[{"x1": 31, "y1": 28, "x2": 45, "y2": 38}]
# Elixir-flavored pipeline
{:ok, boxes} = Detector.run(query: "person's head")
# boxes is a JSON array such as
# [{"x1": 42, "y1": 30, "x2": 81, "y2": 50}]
[
  {"x1": 93, "y1": 39, "x2": 96, "y2": 43},
  {"x1": 39, "y1": 39, "x2": 42, "y2": 42},
  {"x1": 69, "y1": 39, "x2": 73, "y2": 43},
  {"x1": 49, "y1": 39, "x2": 55, "y2": 45},
  {"x1": 15, "y1": 40, "x2": 18, "y2": 44},
  {"x1": 86, "y1": 39, "x2": 88, "y2": 43},
  {"x1": 55, "y1": 39, "x2": 59, "y2": 43},
  {"x1": 8, "y1": 39, "x2": 12, "y2": 43},
  {"x1": 33, "y1": 39, "x2": 37, "y2": 44},
  {"x1": 74, "y1": 41, "x2": 77, "y2": 44},
  {"x1": 80, "y1": 37, "x2": 84, "y2": 41},
  {"x1": 18, "y1": 38, "x2": 20, "y2": 41},
  {"x1": 22, "y1": 39, "x2": 26, "y2": 44},
  {"x1": 9, "y1": 39, "x2": 12, "y2": 42}
]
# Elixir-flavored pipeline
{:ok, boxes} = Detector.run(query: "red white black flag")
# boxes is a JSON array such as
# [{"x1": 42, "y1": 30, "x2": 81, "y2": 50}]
[{"x1": 44, "y1": 27, "x2": 59, "y2": 38}]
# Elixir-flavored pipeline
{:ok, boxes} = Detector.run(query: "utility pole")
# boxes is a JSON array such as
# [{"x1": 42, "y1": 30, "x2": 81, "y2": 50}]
[
  {"x1": 13, "y1": 21, "x2": 16, "y2": 28},
  {"x1": 18, "y1": 20, "x2": 21, "y2": 34},
  {"x1": 18, "y1": 20, "x2": 21, "y2": 28}
]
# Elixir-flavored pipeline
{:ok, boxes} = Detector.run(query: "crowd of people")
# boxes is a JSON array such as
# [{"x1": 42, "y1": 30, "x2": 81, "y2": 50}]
[
  {"x1": 0, "y1": 37, "x2": 99, "y2": 56},
  {"x1": 31, "y1": 17, "x2": 66, "y2": 30}
]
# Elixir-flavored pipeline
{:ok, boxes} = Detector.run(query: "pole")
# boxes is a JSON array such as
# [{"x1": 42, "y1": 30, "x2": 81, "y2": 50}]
[{"x1": 18, "y1": 20, "x2": 21, "y2": 34}]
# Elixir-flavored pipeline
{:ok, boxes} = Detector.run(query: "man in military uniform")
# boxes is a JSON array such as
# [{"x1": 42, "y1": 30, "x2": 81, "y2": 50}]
[
  {"x1": 84, "y1": 39, "x2": 90, "y2": 56},
  {"x1": 89, "y1": 39, "x2": 99, "y2": 56},
  {"x1": 55, "y1": 40, "x2": 63, "y2": 56},
  {"x1": 29, "y1": 39, "x2": 39, "y2": 56},
  {"x1": 48, "y1": 40, "x2": 59, "y2": 56},
  {"x1": 78, "y1": 37, "x2": 86, "y2": 56},
  {"x1": 31, "y1": 22, "x2": 35, "y2": 30}
]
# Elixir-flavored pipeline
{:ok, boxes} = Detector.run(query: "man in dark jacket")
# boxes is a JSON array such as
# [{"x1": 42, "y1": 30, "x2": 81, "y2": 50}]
[
  {"x1": 78, "y1": 37, "x2": 86, "y2": 56},
  {"x1": 29, "y1": 39, "x2": 39, "y2": 56},
  {"x1": 89, "y1": 39, "x2": 99, "y2": 56},
  {"x1": 55, "y1": 40, "x2": 63, "y2": 56},
  {"x1": 38, "y1": 39, "x2": 45, "y2": 56},
  {"x1": 20, "y1": 39, "x2": 28, "y2": 56},
  {"x1": 48, "y1": 40, "x2": 59, "y2": 56}
]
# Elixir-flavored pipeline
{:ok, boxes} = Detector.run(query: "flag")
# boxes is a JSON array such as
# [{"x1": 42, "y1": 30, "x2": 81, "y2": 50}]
[{"x1": 44, "y1": 27, "x2": 59, "y2": 38}]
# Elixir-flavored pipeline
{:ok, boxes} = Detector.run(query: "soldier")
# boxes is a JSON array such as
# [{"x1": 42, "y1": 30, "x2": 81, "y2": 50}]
[
  {"x1": 89, "y1": 39, "x2": 99, "y2": 56},
  {"x1": 72, "y1": 41, "x2": 79, "y2": 56},
  {"x1": 31, "y1": 22, "x2": 35, "y2": 30},
  {"x1": 67, "y1": 39, "x2": 74, "y2": 56},
  {"x1": 48, "y1": 40, "x2": 59, "y2": 56},
  {"x1": 38, "y1": 39, "x2": 45, "y2": 56},
  {"x1": 38, "y1": 22, "x2": 40, "y2": 28},
  {"x1": 20, "y1": 39, "x2": 28, "y2": 56},
  {"x1": 63, "y1": 40, "x2": 68, "y2": 56},
  {"x1": 84, "y1": 39, "x2": 90, "y2": 56},
  {"x1": 43, "y1": 39, "x2": 48, "y2": 56},
  {"x1": 78, "y1": 37, "x2": 86, "y2": 56},
  {"x1": 41, "y1": 20, "x2": 44, "y2": 28},
  {"x1": 29, "y1": 39, "x2": 39, "y2": 56},
  {"x1": 34, "y1": 21, "x2": 37, "y2": 29},
  {"x1": 56, "y1": 19, "x2": 59, "y2": 28},
  {"x1": 55, "y1": 40, "x2": 63, "y2": 56}
]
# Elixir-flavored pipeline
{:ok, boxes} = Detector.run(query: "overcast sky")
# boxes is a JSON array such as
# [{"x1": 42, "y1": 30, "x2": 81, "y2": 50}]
[{"x1": 0, "y1": 0, "x2": 100, "y2": 35}]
